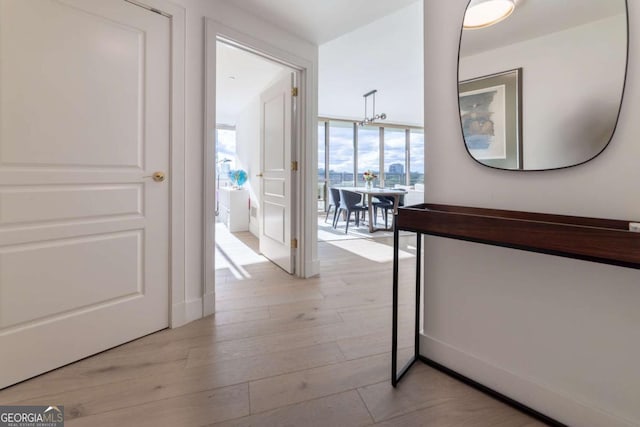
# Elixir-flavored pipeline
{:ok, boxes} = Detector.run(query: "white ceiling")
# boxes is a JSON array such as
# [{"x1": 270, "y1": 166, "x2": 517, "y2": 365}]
[
  {"x1": 217, "y1": 0, "x2": 625, "y2": 126},
  {"x1": 319, "y1": 1, "x2": 424, "y2": 126},
  {"x1": 216, "y1": 42, "x2": 286, "y2": 125},
  {"x1": 217, "y1": 0, "x2": 418, "y2": 44},
  {"x1": 319, "y1": 0, "x2": 625, "y2": 125}
]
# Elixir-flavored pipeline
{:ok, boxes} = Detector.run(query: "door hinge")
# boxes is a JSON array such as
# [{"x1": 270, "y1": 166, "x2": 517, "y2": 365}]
[
  {"x1": 291, "y1": 87, "x2": 298, "y2": 97},
  {"x1": 291, "y1": 161, "x2": 299, "y2": 171},
  {"x1": 291, "y1": 238, "x2": 298, "y2": 249}
]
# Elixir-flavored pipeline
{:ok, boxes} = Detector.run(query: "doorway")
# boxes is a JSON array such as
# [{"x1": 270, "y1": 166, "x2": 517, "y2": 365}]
[
  {"x1": 204, "y1": 19, "x2": 318, "y2": 318},
  {"x1": 213, "y1": 39, "x2": 300, "y2": 291}
]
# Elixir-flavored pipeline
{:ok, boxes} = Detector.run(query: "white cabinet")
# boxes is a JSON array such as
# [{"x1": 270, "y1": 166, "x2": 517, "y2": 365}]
[{"x1": 218, "y1": 187, "x2": 249, "y2": 232}]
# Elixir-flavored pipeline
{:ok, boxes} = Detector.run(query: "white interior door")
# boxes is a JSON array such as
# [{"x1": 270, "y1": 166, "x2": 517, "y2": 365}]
[
  {"x1": 259, "y1": 73, "x2": 295, "y2": 274},
  {"x1": 0, "y1": 0, "x2": 170, "y2": 388}
]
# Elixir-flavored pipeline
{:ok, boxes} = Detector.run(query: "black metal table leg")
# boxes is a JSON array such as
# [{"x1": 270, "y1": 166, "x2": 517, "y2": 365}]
[
  {"x1": 392, "y1": 230, "x2": 422, "y2": 387},
  {"x1": 415, "y1": 233, "x2": 421, "y2": 359},
  {"x1": 391, "y1": 226, "x2": 400, "y2": 386}
]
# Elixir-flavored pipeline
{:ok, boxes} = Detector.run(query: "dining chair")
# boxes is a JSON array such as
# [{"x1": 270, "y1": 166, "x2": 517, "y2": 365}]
[
  {"x1": 325, "y1": 187, "x2": 341, "y2": 228},
  {"x1": 373, "y1": 194, "x2": 404, "y2": 229},
  {"x1": 337, "y1": 189, "x2": 368, "y2": 233}
]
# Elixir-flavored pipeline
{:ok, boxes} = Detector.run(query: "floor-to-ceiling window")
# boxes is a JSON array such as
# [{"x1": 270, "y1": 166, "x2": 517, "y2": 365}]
[
  {"x1": 216, "y1": 126, "x2": 237, "y2": 188},
  {"x1": 328, "y1": 121, "x2": 355, "y2": 188},
  {"x1": 357, "y1": 125, "x2": 380, "y2": 187},
  {"x1": 318, "y1": 122, "x2": 326, "y2": 210},
  {"x1": 409, "y1": 129, "x2": 424, "y2": 185},
  {"x1": 383, "y1": 127, "x2": 407, "y2": 187},
  {"x1": 318, "y1": 118, "x2": 424, "y2": 211}
]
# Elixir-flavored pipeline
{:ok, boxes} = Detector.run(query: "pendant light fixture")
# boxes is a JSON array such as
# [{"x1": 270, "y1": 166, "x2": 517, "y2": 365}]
[
  {"x1": 463, "y1": 0, "x2": 516, "y2": 30},
  {"x1": 358, "y1": 89, "x2": 386, "y2": 127}
]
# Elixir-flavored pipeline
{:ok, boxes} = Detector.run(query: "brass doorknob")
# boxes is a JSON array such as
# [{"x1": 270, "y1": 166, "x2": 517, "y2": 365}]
[
  {"x1": 144, "y1": 171, "x2": 166, "y2": 182},
  {"x1": 256, "y1": 173, "x2": 264, "y2": 178}
]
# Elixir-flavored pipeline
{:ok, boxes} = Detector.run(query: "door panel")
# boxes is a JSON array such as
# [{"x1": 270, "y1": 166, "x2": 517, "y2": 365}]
[
  {"x1": 0, "y1": 231, "x2": 142, "y2": 328},
  {"x1": 1, "y1": 0, "x2": 143, "y2": 168},
  {"x1": 263, "y1": 95, "x2": 286, "y2": 170},
  {"x1": 259, "y1": 73, "x2": 294, "y2": 274},
  {"x1": 264, "y1": 202, "x2": 285, "y2": 242},
  {"x1": 0, "y1": 184, "x2": 141, "y2": 225},
  {"x1": 263, "y1": 180, "x2": 285, "y2": 197},
  {"x1": 0, "y1": 0, "x2": 170, "y2": 388}
]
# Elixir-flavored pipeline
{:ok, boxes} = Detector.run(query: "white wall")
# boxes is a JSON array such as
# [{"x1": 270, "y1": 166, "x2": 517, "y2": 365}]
[
  {"x1": 319, "y1": 1, "x2": 423, "y2": 126},
  {"x1": 162, "y1": 0, "x2": 317, "y2": 322},
  {"x1": 460, "y1": 15, "x2": 626, "y2": 170},
  {"x1": 234, "y1": 97, "x2": 261, "y2": 237},
  {"x1": 423, "y1": 1, "x2": 640, "y2": 426}
]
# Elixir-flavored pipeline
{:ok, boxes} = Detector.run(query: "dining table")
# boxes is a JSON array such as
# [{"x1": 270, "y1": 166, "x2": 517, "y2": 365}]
[{"x1": 339, "y1": 186, "x2": 407, "y2": 232}]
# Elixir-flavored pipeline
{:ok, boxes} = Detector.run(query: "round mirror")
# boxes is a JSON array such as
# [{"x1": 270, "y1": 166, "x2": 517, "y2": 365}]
[{"x1": 458, "y1": 0, "x2": 628, "y2": 170}]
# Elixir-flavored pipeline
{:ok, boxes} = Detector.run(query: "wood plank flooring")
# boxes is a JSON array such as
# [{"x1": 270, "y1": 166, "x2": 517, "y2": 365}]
[{"x1": 0, "y1": 228, "x2": 543, "y2": 426}]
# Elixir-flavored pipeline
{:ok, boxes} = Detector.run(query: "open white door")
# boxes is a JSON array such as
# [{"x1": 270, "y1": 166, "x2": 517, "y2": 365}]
[
  {"x1": 259, "y1": 73, "x2": 295, "y2": 274},
  {"x1": 0, "y1": 0, "x2": 170, "y2": 388}
]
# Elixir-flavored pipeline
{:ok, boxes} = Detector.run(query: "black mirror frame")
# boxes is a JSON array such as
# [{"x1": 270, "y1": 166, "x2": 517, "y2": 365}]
[{"x1": 456, "y1": 0, "x2": 630, "y2": 172}]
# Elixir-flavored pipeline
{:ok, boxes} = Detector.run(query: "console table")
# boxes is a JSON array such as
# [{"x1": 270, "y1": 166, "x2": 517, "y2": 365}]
[{"x1": 391, "y1": 203, "x2": 640, "y2": 425}]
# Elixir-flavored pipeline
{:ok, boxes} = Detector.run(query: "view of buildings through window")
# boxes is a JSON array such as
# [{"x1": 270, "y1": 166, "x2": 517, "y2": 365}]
[
  {"x1": 328, "y1": 121, "x2": 354, "y2": 189},
  {"x1": 318, "y1": 119, "x2": 425, "y2": 209},
  {"x1": 216, "y1": 123, "x2": 423, "y2": 211},
  {"x1": 409, "y1": 129, "x2": 424, "y2": 185},
  {"x1": 384, "y1": 127, "x2": 406, "y2": 187},
  {"x1": 357, "y1": 126, "x2": 380, "y2": 187}
]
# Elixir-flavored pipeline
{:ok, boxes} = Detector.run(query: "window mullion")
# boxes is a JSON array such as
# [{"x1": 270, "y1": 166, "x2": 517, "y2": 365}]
[
  {"x1": 353, "y1": 123, "x2": 359, "y2": 187},
  {"x1": 379, "y1": 127, "x2": 384, "y2": 187},
  {"x1": 405, "y1": 128, "x2": 411, "y2": 186}
]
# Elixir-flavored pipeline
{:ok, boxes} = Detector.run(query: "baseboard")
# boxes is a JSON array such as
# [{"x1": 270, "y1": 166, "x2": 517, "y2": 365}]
[
  {"x1": 420, "y1": 334, "x2": 636, "y2": 427},
  {"x1": 203, "y1": 292, "x2": 215, "y2": 317}
]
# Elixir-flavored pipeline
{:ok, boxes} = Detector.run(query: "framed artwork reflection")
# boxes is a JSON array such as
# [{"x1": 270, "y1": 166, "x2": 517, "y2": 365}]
[{"x1": 459, "y1": 68, "x2": 522, "y2": 169}]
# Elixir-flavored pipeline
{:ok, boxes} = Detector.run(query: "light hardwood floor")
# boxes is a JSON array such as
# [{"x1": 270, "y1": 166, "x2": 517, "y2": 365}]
[{"x1": 0, "y1": 228, "x2": 544, "y2": 426}]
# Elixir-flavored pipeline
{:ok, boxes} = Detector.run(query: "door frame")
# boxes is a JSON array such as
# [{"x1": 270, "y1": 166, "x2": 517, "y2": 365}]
[
  {"x1": 204, "y1": 18, "x2": 317, "y2": 316},
  {"x1": 126, "y1": 0, "x2": 188, "y2": 328}
]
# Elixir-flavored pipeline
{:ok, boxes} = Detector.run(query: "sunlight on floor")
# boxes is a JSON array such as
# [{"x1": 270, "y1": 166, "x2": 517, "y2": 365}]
[
  {"x1": 317, "y1": 214, "x2": 416, "y2": 263},
  {"x1": 317, "y1": 222, "x2": 387, "y2": 241},
  {"x1": 215, "y1": 223, "x2": 268, "y2": 279},
  {"x1": 326, "y1": 238, "x2": 414, "y2": 263},
  {"x1": 317, "y1": 214, "x2": 398, "y2": 242}
]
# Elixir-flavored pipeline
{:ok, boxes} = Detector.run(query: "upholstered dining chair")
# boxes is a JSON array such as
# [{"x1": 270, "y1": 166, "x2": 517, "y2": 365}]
[
  {"x1": 325, "y1": 187, "x2": 341, "y2": 228},
  {"x1": 373, "y1": 194, "x2": 404, "y2": 229},
  {"x1": 337, "y1": 189, "x2": 368, "y2": 233}
]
